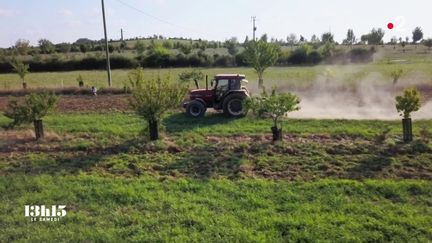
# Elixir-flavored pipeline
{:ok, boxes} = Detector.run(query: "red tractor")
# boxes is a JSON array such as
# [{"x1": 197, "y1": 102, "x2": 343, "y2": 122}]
[{"x1": 183, "y1": 74, "x2": 249, "y2": 117}]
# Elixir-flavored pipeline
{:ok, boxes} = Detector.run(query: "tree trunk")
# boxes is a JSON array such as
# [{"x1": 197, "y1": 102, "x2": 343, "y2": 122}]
[
  {"x1": 34, "y1": 119, "x2": 44, "y2": 140},
  {"x1": 258, "y1": 73, "x2": 264, "y2": 89},
  {"x1": 271, "y1": 126, "x2": 282, "y2": 141},
  {"x1": 148, "y1": 119, "x2": 159, "y2": 141},
  {"x1": 402, "y1": 118, "x2": 413, "y2": 142},
  {"x1": 22, "y1": 81, "x2": 27, "y2": 89}
]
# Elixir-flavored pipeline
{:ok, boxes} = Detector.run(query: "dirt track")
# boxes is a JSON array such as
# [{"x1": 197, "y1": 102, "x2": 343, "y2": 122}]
[
  {"x1": 0, "y1": 85, "x2": 431, "y2": 118},
  {"x1": 0, "y1": 94, "x2": 130, "y2": 113}
]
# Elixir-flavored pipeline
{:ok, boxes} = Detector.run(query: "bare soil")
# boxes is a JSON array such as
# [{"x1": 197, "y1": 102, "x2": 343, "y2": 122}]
[{"x1": 0, "y1": 94, "x2": 130, "y2": 112}]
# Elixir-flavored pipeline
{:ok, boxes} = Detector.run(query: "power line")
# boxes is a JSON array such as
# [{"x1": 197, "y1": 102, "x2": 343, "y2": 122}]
[{"x1": 112, "y1": 0, "x2": 209, "y2": 37}]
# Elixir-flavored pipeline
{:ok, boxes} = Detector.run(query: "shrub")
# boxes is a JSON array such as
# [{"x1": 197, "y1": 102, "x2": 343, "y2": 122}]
[{"x1": 350, "y1": 48, "x2": 373, "y2": 63}]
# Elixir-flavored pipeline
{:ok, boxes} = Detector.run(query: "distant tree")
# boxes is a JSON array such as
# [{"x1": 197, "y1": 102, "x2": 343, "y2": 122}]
[
  {"x1": 244, "y1": 36, "x2": 249, "y2": 44},
  {"x1": 343, "y1": 29, "x2": 356, "y2": 46},
  {"x1": 321, "y1": 32, "x2": 334, "y2": 43},
  {"x1": 286, "y1": 33, "x2": 298, "y2": 48},
  {"x1": 56, "y1": 43, "x2": 71, "y2": 53},
  {"x1": 245, "y1": 88, "x2": 300, "y2": 141},
  {"x1": 423, "y1": 38, "x2": 432, "y2": 50},
  {"x1": 412, "y1": 27, "x2": 423, "y2": 44},
  {"x1": 366, "y1": 28, "x2": 385, "y2": 45},
  {"x1": 107, "y1": 44, "x2": 115, "y2": 53},
  {"x1": 10, "y1": 58, "x2": 29, "y2": 89},
  {"x1": 38, "y1": 39, "x2": 55, "y2": 54},
  {"x1": 79, "y1": 44, "x2": 88, "y2": 53},
  {"x1": 310, "y1": 34, "x2": 320, "y2": 44},
  {"x1": 4, "y1": 92, "x2": 58, "y2": 140},
  {"x1": 390, "y1": 36, "x2": 398, "y2": 48},
  {"x1": 135, "y1": 40, "x2": 146, "y2": 56},
  {"x1": 128, "y1": 68, "x2": 188, "y2": 140},
  {"x1": 180, "y1": 43, "x2": 192, "y2": 55},
  {"x1": 225, "y1": 37, "x2": 239, "y2": 55},
  {"x1": 299, "y1": 35, "x2": 306, "y2": 43},
  {"x1": 244, "y1": 40, "x2": 279, "y2": 88},
  {"x1": 405, "y1": 36, "x2": 410, "y2": 43},
  {"x1": 401, "y1": 41, "x2": 407, "y2": 52},
  {"x1": 319, "y1": 41, "x2": 335, "y2": 58},
  {"x1": 119, "y1": 41, "x2": 127, "y2": 51},
  {"x1": 145, "y1": 42, "x2": 170, "y2": 67},
  {"x1": 360, "y1": 34, "x2": 369, "y2": 44},
  {"x1": 260, "y1": 34, "x2": 268, "y2": 42},
  {"x1": 15, "y1": 39, "x2": 31, "y2": 55}
]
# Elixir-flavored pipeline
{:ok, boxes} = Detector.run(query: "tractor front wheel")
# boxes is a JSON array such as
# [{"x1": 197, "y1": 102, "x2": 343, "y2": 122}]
[
  {"x1": 223, "y1": 94, "x2": 246, "y2": 117},
  {"x1": 186, "y1": 100, "x2": 206, "y2": 118}
]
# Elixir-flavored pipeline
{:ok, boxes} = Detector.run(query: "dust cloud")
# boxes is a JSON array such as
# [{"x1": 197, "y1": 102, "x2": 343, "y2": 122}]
[{"x1": 274, "y1": 69, "x2": 432, "y2": 120}]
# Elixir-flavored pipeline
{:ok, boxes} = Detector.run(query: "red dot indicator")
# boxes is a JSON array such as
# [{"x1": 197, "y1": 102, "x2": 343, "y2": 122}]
[{"x1": 387, "y1": 23, "x2": 394, "y2": 29}]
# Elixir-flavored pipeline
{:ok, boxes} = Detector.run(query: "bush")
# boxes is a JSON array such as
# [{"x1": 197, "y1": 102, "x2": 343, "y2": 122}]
[{"x1": 350, "y1": 48, "x2": 373, "y2": 63}]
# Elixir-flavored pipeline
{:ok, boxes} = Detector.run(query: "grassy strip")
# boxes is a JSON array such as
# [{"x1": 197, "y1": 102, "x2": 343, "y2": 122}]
[
  {"x1": 1, "y1": 175, "x2": 431, "y2": 242},
  {"x1": 2, "y1": 112, "x2": 432, "y2": 139}
]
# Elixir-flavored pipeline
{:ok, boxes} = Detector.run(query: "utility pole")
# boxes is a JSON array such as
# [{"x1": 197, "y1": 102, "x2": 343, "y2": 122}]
[
  {"x1": 252, "y1": 16, "x2": 257, "y2": 41},
  {"x1": 121, "y1": 28, "x2": 124, "y2": 41},
  {"x1": 101, "y1": 0, "x2": 112, "y2": 87}
]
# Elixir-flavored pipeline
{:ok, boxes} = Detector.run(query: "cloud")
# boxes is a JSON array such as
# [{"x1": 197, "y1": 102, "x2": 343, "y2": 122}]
[{"x1": 0, "y1": 8, "x2": 18, "y2": 17}]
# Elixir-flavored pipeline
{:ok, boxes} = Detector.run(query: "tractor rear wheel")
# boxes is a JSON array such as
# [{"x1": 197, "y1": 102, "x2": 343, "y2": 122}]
[
  {"x1": 186, "y1": 100, "x2": 206, "y2": 118},
  {"x1": 223, "y1": 93, "x2": 246, "y2": 117}
]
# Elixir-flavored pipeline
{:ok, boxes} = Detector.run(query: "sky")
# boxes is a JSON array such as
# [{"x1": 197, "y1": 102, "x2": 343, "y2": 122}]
[{"x1": 0, "y1": 0, "x2": 431, "y2": 47}]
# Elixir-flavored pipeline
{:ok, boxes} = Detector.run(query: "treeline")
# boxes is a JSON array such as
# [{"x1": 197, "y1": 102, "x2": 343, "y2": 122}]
[{"x1": 0, "y1": 46, "x2": 375, "y2": 73}]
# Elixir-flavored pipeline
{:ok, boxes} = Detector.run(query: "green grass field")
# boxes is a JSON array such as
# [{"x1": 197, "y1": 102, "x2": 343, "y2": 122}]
[
  {"x1": 2, "y1": 44, "x2": 432, "y2": 90},
  {"x1": 1, "y1": 43, "x2": 432, "y2": 241},
  {"x1": 2, "y1": 62, "x2": 432, "y2": 90},
  {"x1": 1, "y1": 111, "x2": 431, "y2": 241}
]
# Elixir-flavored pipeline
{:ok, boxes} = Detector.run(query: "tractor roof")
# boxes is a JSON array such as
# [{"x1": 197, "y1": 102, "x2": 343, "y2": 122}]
[{"x1": 215, "y1": 74, "x2": 246, "y2": 79}]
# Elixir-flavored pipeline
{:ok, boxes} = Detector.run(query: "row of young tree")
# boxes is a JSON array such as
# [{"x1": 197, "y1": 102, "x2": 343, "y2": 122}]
[{"x1": 3, "y1": 71, "x2": 423, "y2": 143}]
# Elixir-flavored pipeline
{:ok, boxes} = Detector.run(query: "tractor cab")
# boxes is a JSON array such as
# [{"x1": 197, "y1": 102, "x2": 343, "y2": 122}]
[{"x1": 184, "y1": 74, "x2": 249, "y2": 117}]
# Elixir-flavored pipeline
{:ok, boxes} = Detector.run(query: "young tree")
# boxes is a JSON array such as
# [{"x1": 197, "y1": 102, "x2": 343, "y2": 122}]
[
  {"x1": 395, "y1": 88, "x2": 422, "y2": 142},
  {"x1": 4, "y1": 93, "x2": 58, "y2": 140},
  {"x1": 38, "y1": 39, "x2": 55, "y2": 54},
  {"x1": 10, "y1": 59, "x2": 30, "y2": 89},
  {"x1": 390, "y1": 68, "x2": 403, "y2": 85},
  {"x1": 244, "y1": 40, "x2": 279, "y2": 88},
  {"x1": 245, "y1": 88, "x2": 301, "y2": 141},
  {"x1": 178, "y1": 70, "x2": 204, "y2": 85},
  {"x1": 15, "y1": 39, "x2": 31, "y2": 55},
  {"x1": 412, "y1": 27, "x2": 423, "y2": 44},
  {"x1": 128, "y1": 68, "x2": 188, "y2": 140}
]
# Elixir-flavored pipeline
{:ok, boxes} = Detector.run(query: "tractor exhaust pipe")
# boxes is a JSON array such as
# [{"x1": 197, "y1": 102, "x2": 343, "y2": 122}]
[
  {"x1": 206, "y1": 75, "x2": 208, "y2": 90},
  {"x1": 194, "y1": 79, "x2": 199, "y2": 89}
]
